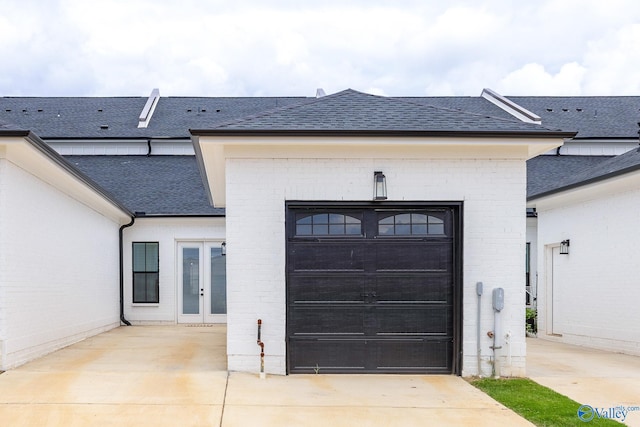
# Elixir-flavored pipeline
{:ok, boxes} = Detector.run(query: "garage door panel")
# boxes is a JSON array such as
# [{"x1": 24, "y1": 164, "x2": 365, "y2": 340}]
[
  {"x1": 287, "y1": 205, "x2": 459, "y2": 374},
  {"x1": 374, "y1": 306, "x2": 451, "y2": 335},
  {"x1": 375, "y1": 275, "x2": 452, "y2": 303},
  {"x1": 289, "y1": 339, "x2": 367, "y2": 372},
  {"x1": 290, "y1": 242, "x2": 365, "y2": 271},
  {"x1": 289, "y1": 306, "x2": 365, "y2": 335},
  {"x1": 288, "y1": 275, "x2": 365, "y2": 303},
  {"x1": 375, "y1": 339, "x2": 452, "y2": 371},
  {"x1": 375, "y1": 242, "x2": 452, "y2": 271}
]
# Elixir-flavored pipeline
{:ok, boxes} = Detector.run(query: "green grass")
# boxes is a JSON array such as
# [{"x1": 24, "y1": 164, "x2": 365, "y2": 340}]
[{"x1": 471, "y1": 378, "x2": 623, "y2": 426}]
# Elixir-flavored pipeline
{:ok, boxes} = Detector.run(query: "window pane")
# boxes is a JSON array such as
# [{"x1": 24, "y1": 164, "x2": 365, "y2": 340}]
[
  {"x1": 329, "y1": 214, "x2": 344, "y2": 224},
  {"x1": 133, "y1": 243, "x2": 146, "y2": 271},
  {"x1": 297, "y1": 215, "x2": 312, "y2": 224},
  {"x1": 145, "y1": 273, "x2": 159, "y2": 302},
  {"x1": 133, "y1": 242, "x2": 158, "y2": 272},
  {"x1": 296, "y1": 212, "x2": 361, "y2": 236},
  {"x1": 313, "y1": 224, "x2": 329, "y2": 235},
  {"x1": 312, "y1": 214, "x2": 329, "y2": 224},
  {"x1": 345, "y1": 224, "x2": 361, "y2": 235},
  {"x1": 182, "y1": 248, "x2": 200, "y2": 315},
  {"x1": 378, "y1": 224, "x2": 394, "y2": 235},
  {"x1": 296, "y1": 224, "x2": 312, "y2": 235},
  {"x1": 329, "y1": 224, "x2": 344, "y2": 235},
  {"x1": 210, "y1": 248, "x2": 227, "y2": 315},
  {"x1": 345, "y1": 215, "x2": 360, "y2": 224},
  {"x1": 379, "y1": 216, "x2": 394, "y2": 225},
  {"x1": 133, "y1": 272, "x2": 158, "y2": 303},
  {"x1": 395, "y1": 224, "x2": 411, "y2": 235},
  {"x1": 412, "y1": 224, "x2": 428, "y2": 235},
  {"x1": 395, "y1": 214, "x2": 411, "y2": 225},
  {"x1": 429, "y1": 224, "x2": 445, "y2": 234},
  {"x1": 145, "y1": 243, "x2": 159, "y2": 271},
  {"x1": 411, "y1": 214, "x2": 428, "y2": 224},
  {"x1": 428, "y1": 215, "x2": 444, "y2": 225},
  {"x1": 133, "y1": 273, "x2": 147, "y2": 302},
  {"x1": 429, "y1": 216, "x2": 445, "y2": 234}
]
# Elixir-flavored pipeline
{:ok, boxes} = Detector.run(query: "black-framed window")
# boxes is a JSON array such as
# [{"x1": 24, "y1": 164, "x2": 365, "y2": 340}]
[
  {"x1": 378, "y1": 213, "x2": 445, "y2": 236},
  {"x1": 133, "y1": 242, "x2": 159, "y2": 303},
  {"x1": 295, "y1": 213, "x2": 362, "y2": 236}
]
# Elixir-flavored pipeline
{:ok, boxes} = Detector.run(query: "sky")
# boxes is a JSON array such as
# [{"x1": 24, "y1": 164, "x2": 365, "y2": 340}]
[{"x1": 1, "y1": 0, "x2": 640, "y2": 97}]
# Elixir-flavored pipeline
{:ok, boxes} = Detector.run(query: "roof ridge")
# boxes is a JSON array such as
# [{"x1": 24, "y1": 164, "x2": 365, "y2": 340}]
[
  {"x1": 204, "y1": 88, "x2": 564, "y2": 132},
  {"x1": 202, "y1": 89, "x2": 360, "y2": 129}
]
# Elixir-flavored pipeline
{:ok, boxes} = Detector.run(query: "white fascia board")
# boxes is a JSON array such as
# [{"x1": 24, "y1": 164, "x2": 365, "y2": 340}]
[
  {"x1": 200, "y1": 135, "x2": 562, "y2": 158},
  {"x1": 0, "y1": 135, "x2": 132, "y2": 224},
  {"x1": 193, "y1": 135, "x2": 225, "y2": 208},
  {"x1": 194, "y1": 134, "x2": 565, "y2": 207}
]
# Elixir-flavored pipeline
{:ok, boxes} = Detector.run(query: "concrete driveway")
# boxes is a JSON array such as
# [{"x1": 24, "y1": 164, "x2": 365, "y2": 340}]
[
  {"x1": 527, "y1": 337, "x2": 640, "y2": 426},
  {"x1": 0, "y1": 325, "x2": 532, "y2": 426}
]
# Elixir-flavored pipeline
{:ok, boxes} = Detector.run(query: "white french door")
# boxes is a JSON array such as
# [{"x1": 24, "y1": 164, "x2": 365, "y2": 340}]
[{"x1": 177, "y1": 241, "x2": 226, "y2": 323}]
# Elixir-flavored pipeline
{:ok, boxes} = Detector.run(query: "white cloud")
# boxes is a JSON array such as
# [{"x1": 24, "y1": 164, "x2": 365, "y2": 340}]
[
  {"x1": 498, "y1": 62, "x2": 587, "y2": 95},
  {"x1": 582, "y1": 24, "x2": 640, "y2": 95},
  {"x1": 2, "y1": 0, "x2": 640, "y2": 96}
]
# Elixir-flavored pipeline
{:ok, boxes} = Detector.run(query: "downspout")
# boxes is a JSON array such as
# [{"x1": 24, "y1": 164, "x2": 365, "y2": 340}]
[
  {"x1": 476, "y1": 282, "x2": 483, "y2": 376},
  {"x1": 257, "y1": 319, "x2": 265, "y2": 379},
  {"x1": 119, "y1": 217, "x2": 135, "y2": 326}
]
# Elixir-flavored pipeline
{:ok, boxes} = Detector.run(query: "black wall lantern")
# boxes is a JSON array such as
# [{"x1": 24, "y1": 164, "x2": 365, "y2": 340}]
[
  {"x1": 373, "y1": 171, "x2": 387, "y2": 200},
  {"x1": 221, "y1": 241, "x2": 227, "y2": 256},
  {"x1": 560, "y1": 239, "x2": 570, "y2": 255}
]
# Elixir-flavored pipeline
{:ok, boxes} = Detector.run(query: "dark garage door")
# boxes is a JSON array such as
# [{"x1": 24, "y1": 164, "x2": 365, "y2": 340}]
[{"x1": 286, "y1": 203, "x2": 461, "y2": 374}]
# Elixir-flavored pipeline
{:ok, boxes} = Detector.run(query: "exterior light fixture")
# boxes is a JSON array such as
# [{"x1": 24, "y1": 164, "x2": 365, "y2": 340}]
[
  {"x1": 560, "y1": 239, "x2": 570, "y2": 255},
  {"x1": 221, "y1": 241, "x2": 226, "y2": 256},
  {"x1": 373, "y1": 171, "x2": 387, "y2": 201}
]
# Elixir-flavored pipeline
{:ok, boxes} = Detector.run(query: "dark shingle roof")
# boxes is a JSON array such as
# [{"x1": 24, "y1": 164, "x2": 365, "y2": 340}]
[
  {"x1": 529, "y1": 147, "x2": 640, "y2": 198},
  {"x1": 65, "y1": 155, "x2": 222, "y2": 216},
  {"x1": 400, "y1": 96, "x2": 517, "y2": 120},
  {"x1": 509, "y1": 96, "x2": 640, "y2": 139},
  {"x1": 0, "y1": 96, "x2": 308, "y2": 139},
  {"x1": 527, "y1": 155, "x2": 613, "y2": 199},
  {"x1": 202, "y1": 89, "x2": 568, "y2": 135},
  {"x1": 0, "y1": 97, "x2": 148, "y2": 138},
  {"x1": 148, "y1": 97, "x2": 308, "y2": 137},
  {"x1": 3, "y1": 91, "x2": 639, "y2": 140}
]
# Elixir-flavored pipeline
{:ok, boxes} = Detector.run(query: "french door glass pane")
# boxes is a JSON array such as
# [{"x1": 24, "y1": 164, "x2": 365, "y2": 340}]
[
  {"x1": 210, "y1": 247, "x2": 227, "y2": 314},
  {"x1": 182, "y1": 247, "x2": 200, "y2": 314}
]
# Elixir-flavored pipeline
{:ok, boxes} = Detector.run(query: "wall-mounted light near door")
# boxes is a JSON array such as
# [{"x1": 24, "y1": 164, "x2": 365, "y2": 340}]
[
  {"x1": 560, "y1": 239, "x2": 570, "y2": 255},
  {"x1": 373, "y1": 171, "x2": 387, "y2": 201},
  {"x1": 221, "y1": 241, "x2": 226, "y2": 256}
]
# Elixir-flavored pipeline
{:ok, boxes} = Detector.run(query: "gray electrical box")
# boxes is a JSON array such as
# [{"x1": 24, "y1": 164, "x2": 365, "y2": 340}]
[
  {"x1": 492, "y1": 288, "x2": 504, "y2": 312},
  {"x1": 476, "y1": 282, "x2": 483, "y2": 296}
]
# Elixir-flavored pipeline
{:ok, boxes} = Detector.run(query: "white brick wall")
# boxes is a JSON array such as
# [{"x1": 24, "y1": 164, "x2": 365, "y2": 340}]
[
  {"x1": 225, "y1": 155, "x2": 527, "y2": 376},
  {"x1": 0, "y1": 159, "x2": 122, "y2": 370},
  {"x1": 536, "y1": 175, "x2": 640, "y2": 356},
  {"x1": 122, "y1": 217, "x2": 225, "y2": 323}
]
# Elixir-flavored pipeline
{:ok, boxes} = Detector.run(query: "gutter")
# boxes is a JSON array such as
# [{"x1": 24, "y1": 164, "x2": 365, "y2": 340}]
[{"x1": 190, "y1": 128, "x2": 577, "y2": 139}]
